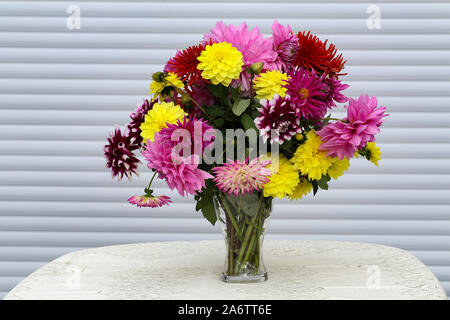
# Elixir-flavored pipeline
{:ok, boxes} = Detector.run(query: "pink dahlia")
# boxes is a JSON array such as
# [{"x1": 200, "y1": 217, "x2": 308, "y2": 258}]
[
  {"x1": 317, "y1": 95, "x2": 388, "y2": 159},
  {"x1": 143, "y1": 133, "x2": 213, "y2": 197},
  {"x1": 204, "y1": 21, "x2": 278, "y2": 92},
  {"x1": 271, "y1": 20, "x2": 299, "y2": 72},
  {"x1": 213, "y1": 157, "x2": 272, "y2": 196},
  {"x1": 255, "y1": 94, "x2": 302, "y2": 144},
  {"x1": 320, "y1": 77, "x2": 349, "y2": 108},
  {"x1": 158, "y1": 115, "x2": 215, "y2": 155},
  {"x1": 284, "y1": 68, "x2": 327, "y2": 120},
  {"x1": 104, "y1": 128, "x2": 140, "y2": 180},
  {"x1": 128, "y1": 194, "x2": 171, "y2": 208}
]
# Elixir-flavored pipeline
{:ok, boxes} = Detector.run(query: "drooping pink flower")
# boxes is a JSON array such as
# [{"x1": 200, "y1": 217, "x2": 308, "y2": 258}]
[
  {"x1": 284, "y1": 68, "x2": 327, "y2": 120},
  {"x1": 104, "y1": 128, "x2": 140, "y2": 180},
  {"x1": 320, "y1": 77, "x2": 349, "y2": 108},
  {"x1": 158, "y1": 115, "x2": 215, "y2": 155},
  {"x1": 204, "y1": 21, "x2": 278, "y2": 92},
  {"x1": 128, "y1": 194, "x2": 171, "y2": 208},
  {"x1": 212, "y1": 157, "x2": 272, "y2": 196},
  {"x1": 142, "y1": 133, "x2": 213, "y2": 197},
  {"x1": 317, "y1": 95, "x2": 388, "y2": 159},
  {"x1": 255, "y1": 94, "x2": 302, "y2": 144},
  {"x1": 271, "y1": 20, "x2": 299, "y2": 72}
]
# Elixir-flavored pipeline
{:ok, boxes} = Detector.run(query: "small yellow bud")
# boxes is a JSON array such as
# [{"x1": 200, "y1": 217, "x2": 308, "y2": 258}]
[
  {"x1": 295, "y1": 133, "x2": 304, "y2": 141},
  {"x1": 152, "y1": 72, "x2": 165, "y2": 83},
  {"x1": 250, "y1": 62, "x2": 264, "y2": 75}
]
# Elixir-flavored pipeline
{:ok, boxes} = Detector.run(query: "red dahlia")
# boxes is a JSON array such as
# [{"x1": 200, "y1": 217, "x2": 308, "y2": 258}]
[
  {"x1": 324, "y1": 42, "x2": 347, "y2": 77},
  {"x1": 294, "y1": 31, "x2": 330, "y2": 73},
  {"x1": 165, "y1": 43, "x2": 206, "y2": 86}
]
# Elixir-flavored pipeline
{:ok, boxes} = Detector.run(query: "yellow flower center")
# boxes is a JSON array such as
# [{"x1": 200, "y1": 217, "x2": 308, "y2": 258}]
[{"x1": 299, "y1": 88, "x2": 309, "y2": 99}]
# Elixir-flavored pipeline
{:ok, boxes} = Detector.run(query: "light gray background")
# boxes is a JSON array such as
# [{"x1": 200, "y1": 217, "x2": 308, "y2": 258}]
[{"x1": 0, "y1": 0, "x2": 449, "y2": 299}]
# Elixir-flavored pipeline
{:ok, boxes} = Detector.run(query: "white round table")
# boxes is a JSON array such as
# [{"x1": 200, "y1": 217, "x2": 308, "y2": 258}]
[{"x1": 4, "y1": 240, "x2": 447, "y2": 300}]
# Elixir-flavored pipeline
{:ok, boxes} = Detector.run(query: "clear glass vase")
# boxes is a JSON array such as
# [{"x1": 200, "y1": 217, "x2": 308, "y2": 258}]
[{"x1": 214, "y1": 191, "x2": 272, "y2": 283}]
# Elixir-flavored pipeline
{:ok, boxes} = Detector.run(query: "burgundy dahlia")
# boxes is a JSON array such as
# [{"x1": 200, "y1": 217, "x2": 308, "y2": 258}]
[
  {"x1": 126, "y1": 99, "x2": 154, "y2": 149},
  {"x1": 255, "y1": 94, "x2": 302, "y2": 144},
  {"x1": 104, "y1": 128, "x2": 140, "y2": 180}
]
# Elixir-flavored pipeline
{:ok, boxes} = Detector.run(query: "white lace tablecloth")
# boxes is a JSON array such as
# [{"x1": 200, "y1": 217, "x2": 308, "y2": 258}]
[{"x1": 4, "y1": 240, "x2": 447, "y2": 300}]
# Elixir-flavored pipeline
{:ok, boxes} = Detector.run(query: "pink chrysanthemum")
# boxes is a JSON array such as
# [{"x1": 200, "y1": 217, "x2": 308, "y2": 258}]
[
  {"x1": 212, "y1": 157, "x2": 272, "y2": 196},
  {"x1": 320, "y1": 77, "x2": 349, "y2": 109},
  {"x1": 255, "y1": 94, "x2": 302, "y2": 144},
  {"x1": 284, "y1": 68, "x2": 327, "y2": 120},
  {"x1": 128, "y1": 194, "x2": 172, "y2": 208},
  {"x1": 204, "y1": 21, "x2": 277, "y2": 92},
  {"x1": 104, "y1": 128, "x2": 140, "y2": 180},
  {"x1": 271, "y1": 20, "x2": 299, "y2": 72},
  {"x1": 127, "y1": 99, "x2": 154, "y2": 148},
  {"x1": 317, "y1": 95, "x2": 388, "y2": 159},
  {"x1": 158, "y1": 115, "x2": 215, "y2": 155},
  {"x1": 143, "y1": 133, "x2": 213, "y2": 197}
]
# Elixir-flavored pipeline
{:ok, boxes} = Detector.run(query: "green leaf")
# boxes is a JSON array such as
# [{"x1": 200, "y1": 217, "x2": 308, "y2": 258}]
[
  {"x1": 312, "y1": 180, "x2": 319, "y2": 195},
  {"x1": 231, "y1": 87, "x2": 241, "y2": 102},
  {"x1": 232, "y1": 98, "x2": 251, "y2": 116},
  {"x1": 207, "y1": 84, "x2": 223, "y2": 98},
  {"x1": 240, "y1": 113, "x2": 258, "y2": 131},
  {"x1": 195, "y1": 188, "x2": 217, "y2": 225},
  {"x1": 214, "y1": 118, "x2": 225, "y2": 128},
  {"x1": 207, "y1": 104, "x2": 224, "y2": 117},
  {"x1": 317, "y1": 174, "x2": 331, "y2": 190}
]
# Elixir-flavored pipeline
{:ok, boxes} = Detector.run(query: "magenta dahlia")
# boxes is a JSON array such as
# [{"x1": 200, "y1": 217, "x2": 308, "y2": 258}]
[
  {"x1": 212, "y1": 157, "x2": 272, "y2": 196},
  {"x1": 126, "y1": 99, "x2": 154, "y2": 148},
  {"x1": 104, "y1": 128, "x2": 140, "y2": 180},
  {"x1": 271, "y1": 20, "x2": 299, "y2": 72},
  {"x1": 317, "y1": 95, "x2": 388, "y2": 159},
  {"x1": 128, "y1": 194, "x2": 171, "y2": 208},
  {"x1": 158, "y1": 115, "x2": 215, "y2": 155},
  {"x1": 255, "y1": 94, "x2": 302, "y2": 144},
  {"x1": 320, "y1": 77, "x2": 349, "y2": 109},
  {"x1": 142, "y1": 133, "x2": 213, "y2": 197},
  {"x1": 284, "y1": 68, "x2": 327, "y2": 120},
  {"x1": 204, "y1": 21, "x2": 278, "y2": 92}
]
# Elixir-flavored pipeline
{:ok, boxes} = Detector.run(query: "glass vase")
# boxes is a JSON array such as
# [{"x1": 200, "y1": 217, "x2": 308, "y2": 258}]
[{"x1": 214, "y1": 191, "x2": 272, "y2": 283}]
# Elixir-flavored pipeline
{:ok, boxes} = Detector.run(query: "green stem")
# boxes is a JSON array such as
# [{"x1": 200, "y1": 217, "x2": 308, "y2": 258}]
[
  {"x1": 234, "y1": 209, "x2": 260, "y2": 273},
  {"x1": 220, "y1": 194, "x2": 242, "y2": 238}
]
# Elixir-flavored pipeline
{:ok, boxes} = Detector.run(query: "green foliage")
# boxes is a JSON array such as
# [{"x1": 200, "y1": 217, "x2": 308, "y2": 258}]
[
  {"x1": 194, "y1": 185, "x2": 217, "y2": 226},
  {"x1": 232, "y1": 98, "x2": 251, "y2": 116},
  {"x1": 240, "y1": 113, "x2": 257, "y2": 131}
]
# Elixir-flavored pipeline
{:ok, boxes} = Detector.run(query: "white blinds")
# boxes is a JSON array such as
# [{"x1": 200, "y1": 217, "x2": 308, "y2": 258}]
[{"x1": 0, "y1": 0, "x2": 449, "y2": 298}]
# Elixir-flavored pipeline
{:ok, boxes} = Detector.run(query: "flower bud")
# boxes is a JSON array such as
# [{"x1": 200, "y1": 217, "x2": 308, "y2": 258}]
[
  {"x1": 152, "y1": 72, "x2": 165, "y2": 83},
  {"x1": 250, "y1": 62, "x2": 264, "y2": 75},
  {"x1": 181, "y1": 94, "x2": 192, "y2": 104},
  {"x1": 295, "y1": 133, "x2": 304, "y2": 141}
]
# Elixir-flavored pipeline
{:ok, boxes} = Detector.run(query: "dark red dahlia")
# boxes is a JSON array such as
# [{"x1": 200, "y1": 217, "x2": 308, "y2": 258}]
[
  {"x1": 126, "y1": 99, "x2": 154, "y2": 149},
  {"x1": 165, "y1": 43, "x2": 206, "y2": 86},
  {"x1": 324, "y1": 42, "x2": 347, "y2": 77},
  {"x1": 294, "y1": 31, "x2": 330, "y2": 73},
  {"x1": 104, "y1": 128, "x2": 140, "y2": 180},
  {"x1": 255, "y1": 95, "x2": 302, "y2": 144}
]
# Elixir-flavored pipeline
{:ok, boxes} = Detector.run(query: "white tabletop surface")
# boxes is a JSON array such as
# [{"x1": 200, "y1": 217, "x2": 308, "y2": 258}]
[{"x1": 4, "y1": 240, "x2": 447, "y2": 300}]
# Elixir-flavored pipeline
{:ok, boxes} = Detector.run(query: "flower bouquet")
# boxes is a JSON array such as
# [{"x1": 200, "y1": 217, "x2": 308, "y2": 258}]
[{"x1": 104, "y1": 21, "x2": 388, "y2": 283}]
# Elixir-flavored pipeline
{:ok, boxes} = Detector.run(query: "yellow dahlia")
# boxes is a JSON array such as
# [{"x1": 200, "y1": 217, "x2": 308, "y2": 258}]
[
  {"x1": 328, "y1": 157, "x2": 350, "y2": 179},
  {"x1": 140, "y1": 101, "x2": 187, "y2": 143},
  {"x1": 197, "y1": 42, "x2": 243, "y2": 86},
  {"x1": 149, "y1": 72, "x2": 184, "y2": 101},
  {"x1": 366, "y1": 142, "x2": 381, "y2": 166},
  {"x1": 292, "y1": 130, "x2": 334, "y2": 180},
  {"x1": 253, "y1": 70, "x2": 289, "y2": 100},
  {"x1": 262, "y1": 155, "x2": 299, "y2": 199},
  {"x1": 289, "y1": 178, "x2": 313, "y2": 200}
]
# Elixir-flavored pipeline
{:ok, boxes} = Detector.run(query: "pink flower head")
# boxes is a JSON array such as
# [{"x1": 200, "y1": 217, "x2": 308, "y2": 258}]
[
  {"x1": 271, "y1": 20, "x2": 299, "y2": 72},
  {"x1": 204, "y1": 21, "x2": 278, "y2": 92},
  {"x1": 255, "y1": 94, "x2": 302, "y2": 144},
  {"x1": 284, "y1": 68, "x2": 327, "y2": 120},
  {"x1": 320, "y1": 77, "x2": 349, "y2": 109},
  {"x1": 143, "y1": 133, "x2": 213, "y2": 197},
  {"x1": 317, "y1": 95, "x2": 388, "y2": 159},
  {"x1": 158, "y1": 115, "x2": 215, "y2": 155},
  {"x1": 128, "y1": 194, "x2": 171, "y2": 208},
  {"x1": 212, "y1": 157, "x2": 272, "y2": 196}
]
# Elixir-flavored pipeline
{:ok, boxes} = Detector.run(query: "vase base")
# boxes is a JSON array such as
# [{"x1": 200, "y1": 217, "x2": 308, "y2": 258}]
[{"x1": 220, "y1": 272, "x2": 268, "y2": 283}]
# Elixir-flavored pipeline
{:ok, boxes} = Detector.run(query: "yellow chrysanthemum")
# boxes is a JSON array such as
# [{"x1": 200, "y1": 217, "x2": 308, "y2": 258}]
[
  {"x1": 253, "y1": 70, "x2": 289, "y2": 100},
  {"x1": 291, "y1": 130, "x2": 334, "y2": 180},
  {"x1": 328, "y1": 157, "x2": 350, "y2": 179},
  {"x1": 197, "y1": 42, "x2": 243, "y2": 87},
  {"x1": 149, "y1": 72, "x2": 184, "y2": 101},
  {"x1": 262, "y1": 155, "x2": 299, "y2": 199},
  {"x1": 289, "y1": 178, "x2": 313, "y2": 200},
  {"x1": 366, "y1": 142, "x2": 381, "y2": 166},
  {"x1": 140, "y1": 101, "x2": 187, "y2": 143}
]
